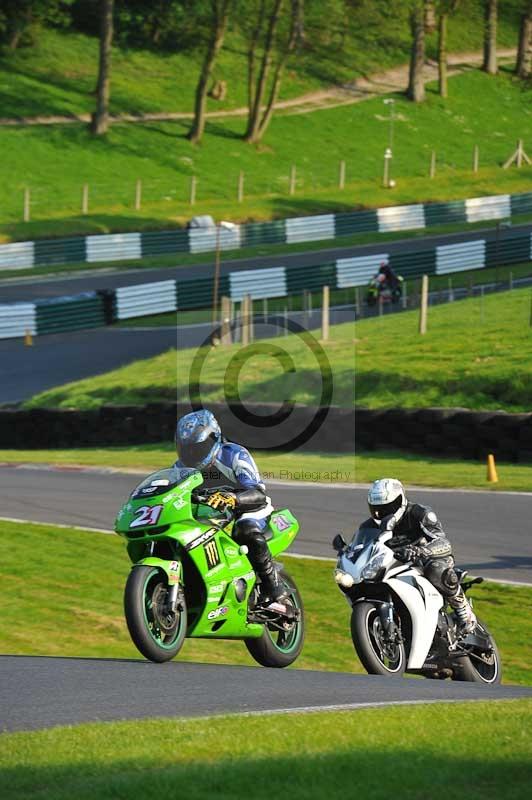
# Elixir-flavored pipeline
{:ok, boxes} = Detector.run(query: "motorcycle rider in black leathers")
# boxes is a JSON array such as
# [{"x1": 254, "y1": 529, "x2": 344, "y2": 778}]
[
  {"x1": 361, "y1": 479, "x2": 477, "y2": 632},
  {"x1": 174, "y1": 409, "x2": 288, "y2": 608}
]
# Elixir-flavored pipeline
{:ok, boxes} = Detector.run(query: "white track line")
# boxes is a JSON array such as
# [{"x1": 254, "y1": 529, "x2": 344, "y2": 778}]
[
  {"x1": 1, "y1": 517, "x2": 530, "y2": 587},
  {"x1": 0, "y1": 462, "x2": 531, "y2": 496}
]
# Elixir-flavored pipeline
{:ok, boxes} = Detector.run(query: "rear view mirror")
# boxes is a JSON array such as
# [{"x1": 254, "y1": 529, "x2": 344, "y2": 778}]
[{"x1": 332, "y1": 533, "x2": 347, "y2": 553}]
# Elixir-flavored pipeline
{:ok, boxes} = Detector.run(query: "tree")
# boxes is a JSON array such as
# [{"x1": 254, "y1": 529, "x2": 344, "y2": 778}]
[
  {"x1": 516, "y1": 2, "x2": 532, "y2": 78},
  {"x1": 91, "y1": 0, "x2": 114, "y2": 136},
  {"x1": 244, "y1": 0, "x2": 303, "y2": 144},
  {"x1": 0, "y1": 1, "x2": 68, "y2": 51},
  {"x1": 436, "y1": 1, "x2": 460, "y2": 98},
  {"x1": 482, "y1": 0, "x2": 498, "y2": 75},
  {"x1": 407, "y1": 1, "x2": 427, "y2": 102},
  {"x1": 188, "y1": 1, "x2": 233, "y2": 145}
]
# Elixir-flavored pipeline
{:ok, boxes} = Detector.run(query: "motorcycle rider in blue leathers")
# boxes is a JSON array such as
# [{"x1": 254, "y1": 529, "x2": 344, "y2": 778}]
[{"x1": 174, "y1": 409, "x2": 287, "y2": 608}]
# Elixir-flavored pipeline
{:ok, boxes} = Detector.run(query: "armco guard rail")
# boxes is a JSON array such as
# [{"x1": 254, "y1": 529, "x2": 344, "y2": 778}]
[
  {"x1": 1, "y1": 230, "x2": 531, "y2": 338},
  {"x1": 0, "y1": 191, "x2": 531, "y2": 272}
]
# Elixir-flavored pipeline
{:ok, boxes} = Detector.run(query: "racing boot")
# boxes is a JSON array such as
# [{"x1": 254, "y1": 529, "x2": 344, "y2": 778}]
[
  {"x1": 257, "y1": 561, "x2": 289, "y2": 611},
  {"x1": 449, "y1": 589, "x2": 477, "y2": 634}
]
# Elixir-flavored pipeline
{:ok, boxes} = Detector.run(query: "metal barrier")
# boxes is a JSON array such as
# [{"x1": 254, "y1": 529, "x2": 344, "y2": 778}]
[
  {"x1": 1, "y1": 230, "x2": 531, "y2": 338},
  {"x1": 115, "y1": 280, "x2": 177, "y2": 320},
  {"x1": 0, "y1": 303, "x2": 36, "y2": 339},
  {"x1": 1, "y1": 190, "x2": 531, "y2": 272}
]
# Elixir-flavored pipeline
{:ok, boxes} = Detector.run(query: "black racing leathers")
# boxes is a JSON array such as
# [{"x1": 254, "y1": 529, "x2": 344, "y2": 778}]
[{"x1": 359, "y1": 503, "x2": 460, "y2": 598}]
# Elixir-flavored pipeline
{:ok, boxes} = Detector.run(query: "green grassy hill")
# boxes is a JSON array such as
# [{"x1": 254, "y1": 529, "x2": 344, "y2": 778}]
[
  {"x1": 0, "y1": 5, "x2": 522, "y2": 119},
  {"x1": 1, "y1": 68, "x2": 531, "y2": 239},
  {"x1": 24, "y1": 288, "x2": 532, "y2": 413},
  {"x1": 0, "y1": 4, "x2": 529, "y2": 240}
]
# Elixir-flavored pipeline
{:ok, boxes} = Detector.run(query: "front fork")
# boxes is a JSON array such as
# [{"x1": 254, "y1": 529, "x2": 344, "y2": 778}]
[{"x1": 377, "y1": 597, "x2": 402, "y2": 642}]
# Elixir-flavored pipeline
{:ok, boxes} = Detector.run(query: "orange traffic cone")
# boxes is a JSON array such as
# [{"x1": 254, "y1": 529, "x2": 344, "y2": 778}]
[
  {"x1": 24, "y1": 329, "x2": 33, "y2": 346},
  {"x1": 487, "y1": 454, "x2": 498, "y2": 483}
]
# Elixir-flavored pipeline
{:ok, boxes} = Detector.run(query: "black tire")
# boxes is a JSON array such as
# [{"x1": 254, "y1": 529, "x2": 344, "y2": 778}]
[
  {"x1": 351, "y1": 601, "x2": 406, "y2": 677},
  {"x1": 124, "y1": 566, "x2": 187, "y2": 663},
  {"x1": 245, "y1": 570, "x2": 304, "y2": 668},
  {"x1": 452, "y1": 619, "x2": 502, "y2": 684}
]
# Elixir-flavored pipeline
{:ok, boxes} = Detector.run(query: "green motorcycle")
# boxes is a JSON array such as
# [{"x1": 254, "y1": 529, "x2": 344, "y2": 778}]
[{"x1": 115, "y1": 466, "x2": 305, "y2": 668}]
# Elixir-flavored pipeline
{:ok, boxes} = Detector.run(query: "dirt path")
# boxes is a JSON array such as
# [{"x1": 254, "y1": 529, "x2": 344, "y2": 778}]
[{"x1": 0, "y1": 48, "x2": 516, "y2": 127}]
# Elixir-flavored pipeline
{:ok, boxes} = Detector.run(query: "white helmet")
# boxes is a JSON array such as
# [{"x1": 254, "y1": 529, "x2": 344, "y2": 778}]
[{"x1": 368, "y1": 478, "x2": 407, "y2": 525}]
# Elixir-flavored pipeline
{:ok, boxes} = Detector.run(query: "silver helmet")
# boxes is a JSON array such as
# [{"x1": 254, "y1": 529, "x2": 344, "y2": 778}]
[{"x1": 368, "y1": 478, "x2": 407, "y2": 525}]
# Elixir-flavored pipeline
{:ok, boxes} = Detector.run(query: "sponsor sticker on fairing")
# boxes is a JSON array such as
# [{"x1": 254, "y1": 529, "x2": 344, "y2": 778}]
[{"x1": 207, "y1": 606, "x2": 229, "y2": 620}]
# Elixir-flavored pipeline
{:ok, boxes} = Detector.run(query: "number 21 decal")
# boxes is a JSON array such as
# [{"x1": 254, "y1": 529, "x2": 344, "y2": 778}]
[{"x1": 130, "y1": 505, "x2": 163, "y2": 528}]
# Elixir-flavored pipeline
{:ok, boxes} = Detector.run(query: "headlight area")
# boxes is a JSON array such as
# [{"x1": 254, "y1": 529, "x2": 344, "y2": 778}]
[
  {"x1": 361, "y1": 554, "x2": 386, "y2": 581},
  {"x1": 334, "y1": 568, "x2": 355, "y2": 588}
]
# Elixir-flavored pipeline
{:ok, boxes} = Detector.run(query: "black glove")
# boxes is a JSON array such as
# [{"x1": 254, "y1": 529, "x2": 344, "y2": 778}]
[{"x1": 393, "y1": 544, "x2": 422, "y2": 564}]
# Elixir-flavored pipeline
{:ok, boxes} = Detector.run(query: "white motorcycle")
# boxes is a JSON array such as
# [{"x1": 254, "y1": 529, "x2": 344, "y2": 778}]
[{"x1": 332, "y1": 527, "x2": 501, "y2": 683}]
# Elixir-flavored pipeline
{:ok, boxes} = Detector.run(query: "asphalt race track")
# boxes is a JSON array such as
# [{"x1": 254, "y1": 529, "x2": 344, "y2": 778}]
[
  {"x1": 2, "y1": 223, "x2": 531, "y2": 303},
  {"x1": 0, "y1": 327, "x2": 178, "y2": 404},
  {"x1": 1, "y1": 467, "x2": 531, "y2": 732},
  {"x1": 1, "y1": 655, "x2": 531, "y2": 733},
  {"x1": 0, "y1": 466, "x2": 530, "y2": 583}
]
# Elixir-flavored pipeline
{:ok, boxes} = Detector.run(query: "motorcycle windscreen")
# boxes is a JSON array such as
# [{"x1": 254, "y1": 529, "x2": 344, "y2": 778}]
[{"x1": 131, "y1": 467, "x2": 199, "y2": 500}]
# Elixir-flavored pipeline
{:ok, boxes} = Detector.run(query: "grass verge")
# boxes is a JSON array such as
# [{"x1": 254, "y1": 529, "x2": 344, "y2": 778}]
[
  {"x1": 24, "y1": 288, "x2": 532, "y2": 412},
  {"x1": 0, "y1": 447, "x2": 531, "y2": 491},
  {"x1": 0, "y1": 520, "x2": 531, "y2": 683},
  {"x1": 1, "y1": 701, "x2": 531, "y2": 800}
]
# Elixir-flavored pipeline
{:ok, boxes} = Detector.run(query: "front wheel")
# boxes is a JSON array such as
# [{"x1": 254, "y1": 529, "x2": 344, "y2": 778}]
[
  {"x1": 351, "y1": 601, "x2": 406, "y2": 677},
  {"x1": 124, "y1": 566, "x2": 187, "y2": 663},
  {"x1": 452, "y1": 619, "x2": 502, "y2": 684},
  {"x1": 245, "y1": 570, "x2": 304, "y2": 668}
]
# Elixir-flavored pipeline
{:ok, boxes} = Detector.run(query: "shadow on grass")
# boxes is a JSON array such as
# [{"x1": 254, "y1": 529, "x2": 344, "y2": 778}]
[
  {"x1": 0, "y1": 215, "x2": 185, "y2": 242},
  {"x1": 1, "y1": 747, "x2": 530, "y2": 800}
]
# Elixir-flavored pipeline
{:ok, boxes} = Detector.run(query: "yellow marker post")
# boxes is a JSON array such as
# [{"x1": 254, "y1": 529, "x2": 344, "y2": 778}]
[
  {"x1": 24, "y1": 329, "x2": 33, "y2": 347},
  {"x1": 487, "y1": 454, "x2": 498, "y2": 483}
]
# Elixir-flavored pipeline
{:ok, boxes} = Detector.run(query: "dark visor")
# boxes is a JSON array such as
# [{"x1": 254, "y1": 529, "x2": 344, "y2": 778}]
[
  {"x1": 177, "y1": 436, "x2": 215, "y2": 467},
  {"x1": 369, "y1": 495, "x2": 402, "y2": 520}
]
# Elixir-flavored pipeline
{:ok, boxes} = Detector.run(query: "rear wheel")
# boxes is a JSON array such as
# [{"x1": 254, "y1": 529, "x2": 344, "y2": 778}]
[
  {"x1": 452, "y1": 619, "x2": 501, "y2": 684},
  {"x1": 351, "y1": 601, "x2": 406, "y2": 677},
  {"x1": 245, "y1": 570, "x2": 304, "y2": 668},
  {"x1": 124, "y1": 566, "x2": 187, "y2": 663}
]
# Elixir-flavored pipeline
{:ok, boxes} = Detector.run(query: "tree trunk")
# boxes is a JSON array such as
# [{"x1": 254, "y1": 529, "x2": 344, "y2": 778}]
[
  {"x1": 252, "y1": 0, "x2": 302, "y2": 143},
  {"x1": 245, "y1": 0, "x2": 285, "y2": 143},
  {"x1": 247, "y1": 0, "x2": 267, "y2": 113},
  {"x1": 91, "y1": 0, "x2": 114, "y2": 136},
  {"x1": 407, "y1": 3, "x2": 425, "y2": 102},
  {"x1": 188, "y1": 1, "x2": 231, "y2": 145},
  {"x1": 516, "y1": 7, "x2": 532, "y2": 78},
  {"x1": 482, "y1": 0, "x2": 498, "y2": 75},
  {"x1": 438, "y1": 12, "x2": 448, "y2": 97}
]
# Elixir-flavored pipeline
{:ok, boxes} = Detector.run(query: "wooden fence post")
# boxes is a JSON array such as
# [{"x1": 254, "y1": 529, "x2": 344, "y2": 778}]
[
  {"x1": 321, "y1": 285, "x2": 330, "y2": 341},
  {"x1": 289, "y1": 165, "x2": 296, "y2": 195},
  {"x1": 429, "y1": 150, "x2": 436, "y2": 178},
  {"x1": 23, "y1": 188, "x2": 30, "y2": 222},
  {"x1": 82, "y1": 183, "x2": 89, "y2": 215},
  {"x1": 419, "y1": 274, "x2": 429, "y2": 335},
  {"x1": 237, "y1": 171, "x2": 244, "y2": 203},
  {"x1": 473, "y1": 145, "x2": 479, "y2": 173},
  {"x1": 135, "y1": 179, "x2": 142, "y2": 211},
  {"x1": 339, "y1": 160, "x2": 346, "y2": 189},
  {"x1": 190, "y1": 176, "x2": 197, "y2": 205}
]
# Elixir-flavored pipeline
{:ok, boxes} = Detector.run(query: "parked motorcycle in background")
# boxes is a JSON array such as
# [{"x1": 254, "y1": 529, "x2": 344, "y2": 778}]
[{"x1": 332, "y1": 526, "x2": 501, "y2": 683}]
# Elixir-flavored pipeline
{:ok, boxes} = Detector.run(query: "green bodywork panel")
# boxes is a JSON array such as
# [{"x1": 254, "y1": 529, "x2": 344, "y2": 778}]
[{"x1": 115, "y1": 467, "x2": 299, "y2": 641}]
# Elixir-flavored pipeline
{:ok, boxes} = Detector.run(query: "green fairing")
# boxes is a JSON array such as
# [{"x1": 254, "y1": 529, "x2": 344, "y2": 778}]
[{"x1": 115, "y1": 467, "x2": 300, "y2": 647}]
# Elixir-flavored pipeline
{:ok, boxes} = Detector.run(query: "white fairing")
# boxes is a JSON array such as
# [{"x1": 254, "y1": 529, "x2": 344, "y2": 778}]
[{"x1": 386, "y1": 573, "x2": 443, "y2": 668}]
